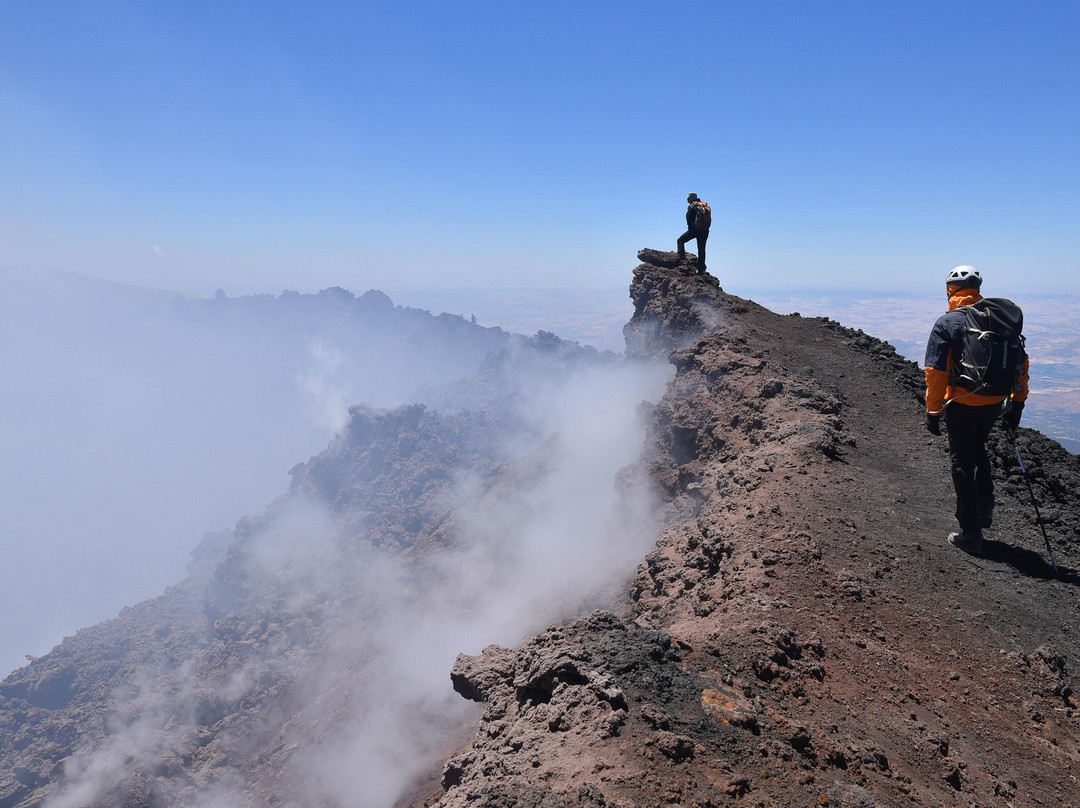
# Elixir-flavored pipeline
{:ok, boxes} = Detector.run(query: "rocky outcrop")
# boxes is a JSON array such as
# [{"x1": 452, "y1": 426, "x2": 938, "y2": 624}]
[
  {"x1": 623, "y1": 249, "x2": 732, "y2": 360},
  {"x1": 435, "y1": 612, "x2": 706, "y2": 807}
]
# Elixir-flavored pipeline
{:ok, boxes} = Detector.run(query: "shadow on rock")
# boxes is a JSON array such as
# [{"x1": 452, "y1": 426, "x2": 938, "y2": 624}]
[{"x1": 980, "y1": 539, "x2": 1080, "y2": 586}]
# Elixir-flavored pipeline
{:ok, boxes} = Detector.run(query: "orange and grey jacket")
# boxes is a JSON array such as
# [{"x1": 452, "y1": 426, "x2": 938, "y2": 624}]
[{"x1": 923, "y1": 287, "x2": 1030, "y2": 414}]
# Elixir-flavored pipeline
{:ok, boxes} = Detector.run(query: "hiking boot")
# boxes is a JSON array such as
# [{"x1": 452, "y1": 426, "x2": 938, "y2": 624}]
[{"x1": 948, "y1": 530, "x2": 983, "y2": 555}]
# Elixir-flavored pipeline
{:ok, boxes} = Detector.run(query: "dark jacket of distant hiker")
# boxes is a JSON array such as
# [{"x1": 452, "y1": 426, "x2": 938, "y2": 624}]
[{"x1": 677, "y1": 193, "x2": 710, "y2": 271}]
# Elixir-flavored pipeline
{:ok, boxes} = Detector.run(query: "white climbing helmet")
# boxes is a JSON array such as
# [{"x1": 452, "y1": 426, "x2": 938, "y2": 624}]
[{"x1": 946, "y1": 265, "x2": 982, "y2": 288}]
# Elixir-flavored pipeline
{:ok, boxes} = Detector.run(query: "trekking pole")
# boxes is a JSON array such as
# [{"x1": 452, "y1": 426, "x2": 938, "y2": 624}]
[{"x1": 1007, "y1": 427, "x2": 1059, "y2": 576}]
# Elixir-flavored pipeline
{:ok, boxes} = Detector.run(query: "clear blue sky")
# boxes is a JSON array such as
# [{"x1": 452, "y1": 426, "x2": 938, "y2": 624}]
[{"x1": 2, "y1": 0, "x2": 1078, "y2": 296}]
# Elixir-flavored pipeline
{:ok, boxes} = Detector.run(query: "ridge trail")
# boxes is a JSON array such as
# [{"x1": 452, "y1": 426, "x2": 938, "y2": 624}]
[{"x1": 425, "y1": 249, "x2": 1080, "y2": 808}]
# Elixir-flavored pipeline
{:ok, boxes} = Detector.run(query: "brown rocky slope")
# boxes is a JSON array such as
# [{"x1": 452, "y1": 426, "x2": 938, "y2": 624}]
[{"x1": 412, "y1": 250, "x2": 1080, "y2": 808}]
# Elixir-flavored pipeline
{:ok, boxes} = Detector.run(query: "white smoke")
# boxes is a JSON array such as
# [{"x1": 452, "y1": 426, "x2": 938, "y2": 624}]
[
  {"x1": 297, "y1": 356, "x2": 673, "y2": 807},
  {"x1": 296, "y1": 339, "x2": 353, "y2": 434},
  {"x1": 39, "y1": 338, "x2": 672, "y2": 808},
  {"x1": 42, "y1": 347, "x2": 673, "y2": 808},
  {"x1": 0, "y1": 273, "x2": 509, "y2": 678}
]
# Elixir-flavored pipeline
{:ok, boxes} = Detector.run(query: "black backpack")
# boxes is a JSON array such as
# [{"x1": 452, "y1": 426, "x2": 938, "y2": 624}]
[{"x1": 954, "y1": 297, "x2": 1026, "y2": 396}]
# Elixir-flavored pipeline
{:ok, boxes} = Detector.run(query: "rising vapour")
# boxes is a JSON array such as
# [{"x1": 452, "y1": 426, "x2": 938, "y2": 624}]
[
  {"x1": 300, "y1": 357, "x2": 672, "y2": 806},
  {"x1": 0, "y1": 275, "x2": 507, "y2": 676},
  {"x1": 43, "y1": 354, "x2": 671, "y2": 807},
  {"x1": 7, "y1": 271, "x2": 673, "y2": 808}
]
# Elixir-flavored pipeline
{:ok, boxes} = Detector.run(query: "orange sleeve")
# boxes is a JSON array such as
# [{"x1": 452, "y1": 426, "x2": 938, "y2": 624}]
[{"x1": 925, "y1": 367, "x2": 948, "y2": 414}]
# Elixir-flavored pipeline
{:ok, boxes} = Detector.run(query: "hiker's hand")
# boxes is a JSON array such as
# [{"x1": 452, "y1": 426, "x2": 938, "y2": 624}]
[
  {"x1": 925, "y1": 413, "x2": 941, "y2": 436},
  {"x1": 1002, "y1": 401, "x2": 1024, "y2": 431}
]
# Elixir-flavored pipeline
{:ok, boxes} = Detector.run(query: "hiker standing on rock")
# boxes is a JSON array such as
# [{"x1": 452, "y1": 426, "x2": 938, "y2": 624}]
[
  {"x1": 677, "y1": 193, "x2": 711, "y2": 272},
  {"x1": 923, "y1": 265, "x2": 1030, "y2": 555}
]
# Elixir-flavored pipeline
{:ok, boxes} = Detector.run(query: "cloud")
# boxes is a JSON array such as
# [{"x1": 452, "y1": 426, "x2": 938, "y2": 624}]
[
  {"x1": 8, "y1": 275, "x2": 673, "y2": 808},
  {"x1": 38, "y1": 351, "x2": 674, "y2": 808},
  {"x1": 297, "y1": 357, "x2": 674, "y2": 806},
  {"x1": 151, "y1": 245, "x2": 167, "y2": 257}
]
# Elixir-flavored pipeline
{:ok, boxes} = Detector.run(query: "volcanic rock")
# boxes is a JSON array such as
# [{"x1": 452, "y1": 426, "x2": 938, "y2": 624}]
[
  {"x1": 413, "y1": 250, "x2": 1080, "y2": 808},
  {"x1": 3, "y1": 251, "x2": 1079, "y2": 808}
]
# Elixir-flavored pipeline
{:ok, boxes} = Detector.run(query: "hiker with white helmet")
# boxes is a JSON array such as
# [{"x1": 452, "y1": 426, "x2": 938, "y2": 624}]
[{"x1": 923, "y1": 265, "x2": 1030, "y2": 555}]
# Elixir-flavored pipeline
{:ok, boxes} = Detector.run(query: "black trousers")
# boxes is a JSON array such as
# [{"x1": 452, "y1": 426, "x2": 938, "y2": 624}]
[
  {"x1": 944, "y1": 402, "x2": 1002, "y2": 532},
  {"x1": 677, "y1": 228, "x2": 709, "y2": 268}
]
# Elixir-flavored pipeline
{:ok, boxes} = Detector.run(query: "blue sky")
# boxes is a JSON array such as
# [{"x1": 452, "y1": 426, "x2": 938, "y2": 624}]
[{"x1": 2, "y1": 1, "x2": 1078, "y2": 296}]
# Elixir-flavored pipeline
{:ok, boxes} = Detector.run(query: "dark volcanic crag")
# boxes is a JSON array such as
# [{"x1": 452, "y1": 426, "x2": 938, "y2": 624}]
[{"x1": 414, "y1": 249, "x2": 1080, "y2": 808}]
